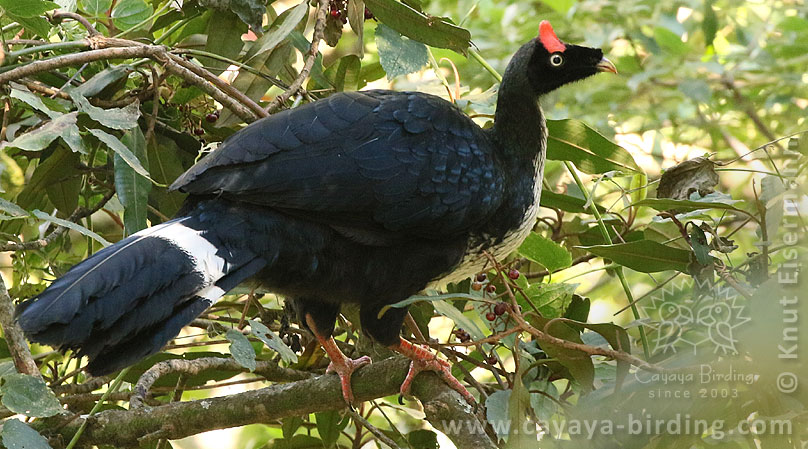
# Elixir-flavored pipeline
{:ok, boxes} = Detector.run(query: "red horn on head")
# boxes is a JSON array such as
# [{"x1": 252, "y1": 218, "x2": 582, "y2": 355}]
[{"x1": 539, "y1": 20, "x2": 566, "y2": 53}]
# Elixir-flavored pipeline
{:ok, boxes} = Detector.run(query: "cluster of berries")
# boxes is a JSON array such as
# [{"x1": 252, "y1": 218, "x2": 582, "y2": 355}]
[
  {"x1": 329, "y1": 1, "x2": 374, "y2": 23},
  {"x1": 191, "y1": 110, "x2": 220, "y2": 136}
]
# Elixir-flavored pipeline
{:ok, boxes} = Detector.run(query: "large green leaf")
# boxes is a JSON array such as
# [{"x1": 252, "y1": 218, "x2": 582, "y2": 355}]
[
  {"x1": 364, "y1": 0, "x2": 471, "y2": 54},
  {"x1": 69, "y1": 90, "x2": 140, "y2": 130},
  {"x1": 76, "y1": 65, "x2": 136, "y2": 97},
  {"x1": 526, "y1": 314, "x2": 594, "y2": 392},
  {"x1": 0, "y1": 0, "x2": 58, "y2": 18},
  {"x1": 79, "y1": 0, "x2": 111, "y2": 16},
  {"x1": 246, "y1": 1, "x2": 307, "y2": 60},
  {"x1": 578, "y1": 240, "x2": 693, "y2": 273},
  {"x1": 540, "y1": 189, "x2": 605, "y2": 213},
  {"x1": 111, "y1": 0, "x2": 153, "y2": 30},
  {"x1": 9, "y1": 82, "x2": 57, "y2": 118},
  {"x1": 632, "y1": 197, "x2": 753, "y2": 217},
  {"x1": 375, "y1": 24, "x2": 428, "y2": 79},
  {"x1": 202, "y1": 10, "x2": 247, "y2": 74},
  {"x1": 2, "y1": 419, "x2": 52, "y2": 449},
  {"x1": 546, "y1": 119, "x2": 642, "y2": 174},
  {"x1": 1, "y1": 112, "x2": 78, "y2": 152},
  {"x1": 229, "y1": 0, "x2": 266, "y2": 32},
  {"x1": 226, "y1": 329, "x2": 256, "y2": 372},
  {"x1": 518, "y1": 232, "x2": 572, "y2": 272},
  {"x1": 89, "y1": 128, "x2": 155, "y2": 182},
  {"x1": 0, "y1": 374, "x2": 63, "y2": 417},
  {"x1": 248, "y1": 319, "x2": 298, "y2": 364},
  {"x1": 115, "y1": 127, "x2": 151, "y2": 235}
]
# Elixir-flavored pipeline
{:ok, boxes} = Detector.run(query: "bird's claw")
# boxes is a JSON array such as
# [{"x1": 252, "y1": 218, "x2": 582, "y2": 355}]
[
  {"x1": 400, "y1": 355, "x2": 476, "y2": 406},
  {"x1": 327, "y1": 355, "x2": 372, "y2": 404}
]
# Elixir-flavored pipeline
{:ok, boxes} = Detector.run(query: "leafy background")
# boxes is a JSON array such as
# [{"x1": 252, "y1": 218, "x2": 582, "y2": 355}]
[{"x1": 0, "y1": 0, "x2": 806, "y2": 448}]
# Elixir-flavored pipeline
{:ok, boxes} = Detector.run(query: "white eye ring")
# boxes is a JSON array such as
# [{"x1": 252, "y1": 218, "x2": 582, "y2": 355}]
[{"x1": 549, "y1": 54, "x2": 563, "y2": 66}]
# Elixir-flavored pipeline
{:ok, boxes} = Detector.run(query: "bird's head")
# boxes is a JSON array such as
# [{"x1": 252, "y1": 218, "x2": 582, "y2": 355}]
[{"x1": 504, "y1": 20, "x2": 617, "y2": 97}]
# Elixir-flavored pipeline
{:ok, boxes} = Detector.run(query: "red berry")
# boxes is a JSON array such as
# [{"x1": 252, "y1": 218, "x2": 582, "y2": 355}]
[
  {"x1": 205, "y1": 113, "x2": 218, "y2": 123},
  {"x1": 476, "y1": 273, "x2": 487, "y2": 282},
  {"x1": 486, "y1": 355, "x2": 498, "y2": 365},
  {"x1": 193, "y1": 128, "x2": 204, "y2": 136},
  {"x1": 485, "y1": 284, "x2": 496, "y2": 294},
  {"x1": 364, "y1": 7, "x2": 374, "y2": 20},
  {"x1": 494, "y1": 302, "x2": 507, "y2": 316},
  {"x1": 508, "y1": 268, "x2": 520, "y2": 280},
  {"x1": 330, "y1": 9, "x2": 339, "y2": 18},
  {"x1": 471, "y1": 282, "x2": 483, "y2": 291},
  {"x1": 485, "y1": 311, "x2": 496, "y2": 321}
]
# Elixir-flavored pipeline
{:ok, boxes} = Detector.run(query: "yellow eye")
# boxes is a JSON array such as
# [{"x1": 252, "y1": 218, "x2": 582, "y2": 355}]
[{"x1": 549, "y1": 54, "x2": 563, "y2": 66}]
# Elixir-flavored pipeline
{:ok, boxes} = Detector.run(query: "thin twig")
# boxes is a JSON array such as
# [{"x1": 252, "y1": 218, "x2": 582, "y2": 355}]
[
  {"x1": 50, "y1": 11, "x2": 101, "y2": 36},
  {"x1": 0, "y1": 276, "x2": 40, "y2": 377},
  {"x1": 264, "y1": 0, "x2": 328, "y2": 113},
  {"x1": 345, "y1": 407, "x2": 404, "y2": 449}
]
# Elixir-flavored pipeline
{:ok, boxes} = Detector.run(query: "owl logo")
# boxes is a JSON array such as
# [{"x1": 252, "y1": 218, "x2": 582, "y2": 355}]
[{"x1": 642, "y1": 277, "x2": 749, "y2": 356}]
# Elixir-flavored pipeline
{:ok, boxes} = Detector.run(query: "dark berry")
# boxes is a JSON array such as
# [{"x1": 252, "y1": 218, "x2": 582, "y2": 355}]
[
  {"x1": 471, "y1": 282, "x2": 483, "y2": 291},
  {"x1": 508, "y1": 268, "x2": 520, "y2": 280},
  {"x1": 485, "y1": 355, "x2": 498, "y2": 365},
  {"x1": 364, "y1": 7, "x2": 374, "y2": 20},
  {"x1": 205, "y1": 113, "x2": 218, "y2": 123},
  {"x1": 476, "y1": 273, "x2": 487, "y2": 282},
  {"x1": 494, "y1": 302, "x2": 507, "y2": 316},
  {"x1": 485, "y1": 284, "x2": 496, "y2": 294},
  {"x1": 193, "y1": 128, "x2": 204, "y2": 136},
  {"x1": 459, "y1": 332, "x2": 471, "y2": 343},
  {"x1": 485, "y1": 311, "x2": 496, "y2": 321},
  {"x1": 453, "y1": 328, "x2": 464, "y2": 335}
]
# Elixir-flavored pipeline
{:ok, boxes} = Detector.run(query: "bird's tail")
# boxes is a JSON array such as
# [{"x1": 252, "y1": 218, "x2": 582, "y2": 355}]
[{"x1": 15, "y1": 201, "x2": 266, "y2": 375}]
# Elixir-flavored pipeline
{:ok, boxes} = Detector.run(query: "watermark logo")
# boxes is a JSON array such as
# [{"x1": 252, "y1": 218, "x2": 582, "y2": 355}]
[{"x1": 642, "y1": 277, "x2": 750, "y2": 355}]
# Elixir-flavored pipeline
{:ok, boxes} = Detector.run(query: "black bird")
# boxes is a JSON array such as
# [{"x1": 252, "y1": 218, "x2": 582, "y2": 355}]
[{"x1": 16, "y1": 21, "x2": 615, "y2": 404}]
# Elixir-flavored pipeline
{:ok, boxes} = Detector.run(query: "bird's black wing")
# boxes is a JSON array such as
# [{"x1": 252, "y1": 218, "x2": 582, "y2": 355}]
[{"x1": 172, "y1": 90, "x2": 503, "y2": 241}]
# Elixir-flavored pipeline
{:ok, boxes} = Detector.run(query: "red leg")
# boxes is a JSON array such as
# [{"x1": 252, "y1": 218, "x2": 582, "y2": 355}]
[
  {"x1": 306, "y1": 315, "x2": 371, "y2": 404},
  {"x1": 391, "y1": 337, "x2": 476, "y2": 405}
]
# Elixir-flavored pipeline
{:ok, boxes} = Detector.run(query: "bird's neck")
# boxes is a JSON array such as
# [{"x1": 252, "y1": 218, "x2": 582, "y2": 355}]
[{"x1": 491, "y1": 82, "x2": 546, "y2": 162}]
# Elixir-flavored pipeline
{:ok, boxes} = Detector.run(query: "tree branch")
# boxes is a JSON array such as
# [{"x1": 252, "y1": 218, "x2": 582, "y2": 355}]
[
  {"x1": 40, "y1": 358, "x2": 496, "y2": 449},
  {"x1": 130, "y1": 357, "x2": 312, "y2": 408},
  {"x1": 264, "y1": 0, "x2": 328, "y2": 113}
]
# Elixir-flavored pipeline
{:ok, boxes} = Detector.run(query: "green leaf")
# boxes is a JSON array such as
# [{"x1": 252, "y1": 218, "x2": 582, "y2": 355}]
[
  {"x1": 581, "y1": 322, "x2": 631, "y2": 391},
  {"x1": 248, "y1": 319, "x2": 298, "y2": 363},
  {"x1": 44, "y1": 166, "x2": 81, "y2": 213},
  {"x1": 89, "y1": 128, "x2": 155, "y2": 182},
  {"x1": 375, "y1": 24, "x2": 428, "y2": 80},
  {"x1": 0, "y1": 374, "x2": 63, "y2": 417},
  {"x1": 76, "y1": 65, "x2": 136, "y2": 97},
  {"x1": 632, "y1": 196, "x2": 753, "y2": 217},
  {"x1": 653, "y1": 26, "x2": 689, "y2": 56},
  {"x1": 407, "y1": 429, "x2": 438, "y2": 449},
  {"x1": 15, "y1": 16, "x2": 51, "y2": 38},
  {"x1": 203, "y1": 10, "x2": 246, "y2": 74},
  {"x1": 506, "y1": 359, "x2": 534, "y2": 448},
  {"x1": 540, "y1": 190, "x2": 604, "y2": 213},
  {"x1": 9, "y1": 82, "x2": 57, "y2": 118},
  {"x1": 329, "y1": 54, "x2": 361, "y2": 92},
  {"x1": 229, "y1": 0, "x2": 266, "y2": 32},
  {"x1": 578, "y1": 240, "x2": 692, "y2": 273},
  {"x1": 246, "y1": 1, "x2": 307, "y2": 60},
  {"x1": 518, "y1": 232, "x2": 572, "y2": 272},
  {"x1": 115, "y1": 127, "x2": 151, "y2": 236},
  {"x1": 147, "y1": 139, "x2": 187, "y2": 217},
  {"x1": 12, "y1": 147, "x2": 79, "y2": 219},
  {"x1": 314, "y1": 411, "x2": 347, "y2": 448},
  {"x1": 347, "y1": 0, "x2": 364, "y2": 55},
  {"x1": 69, "y1": 90, "x2": 140, "y2": 130},
  {"x1": 226, "y1": 329, "x2": 256, "y2": 371},
  {"x1": 526, "y1": 314, "x2": 594, "y2": 391},
  {"x1": 2, "y1": 112, "x2": 78, "y2": 152},
  {"x1": 62, "y1": 124, "x2": 88, "y2": 154},
  {"x1": 546, "y1": 119, "x2": 642, "y2": 174},
  {"x1": 364, "y1": 0, "x2": 471, "y2": 54},
  {"x1": 433, "y1": 299, "x2": 486, "y2": 341},
  {"x1": 0, "y1": 0, "x2": 59, "y2": 18},
  {"x1": 32, "y1": 210, "x2": 111, "y2": 246},
  {"x1": 485, "y1": 390, "x2": 511, "y2": 441},
  {"x1": 79, "y1": 0, "x2": 111, "y2": 16},
  {"x1": 702, "y1": 0, "x2": 718, "y2": 45},
  {"x1": 2, "y1": 419, "x2": 53, "y2": 449},
  {"x1": 111, "y1": 0, "x2": 153, "y2": 30},
  {"x1": 688, "y1": 224, "x2": 711, "y2": 265}
]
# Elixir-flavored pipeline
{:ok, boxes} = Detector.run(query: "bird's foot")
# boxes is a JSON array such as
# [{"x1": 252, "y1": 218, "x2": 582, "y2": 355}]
[
  {"x1": 326, "y1": 355, "x2": 372, "y2": 404},
  {"x1": 393, "y1": 338, "x2": 476, "y2": 406}
]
